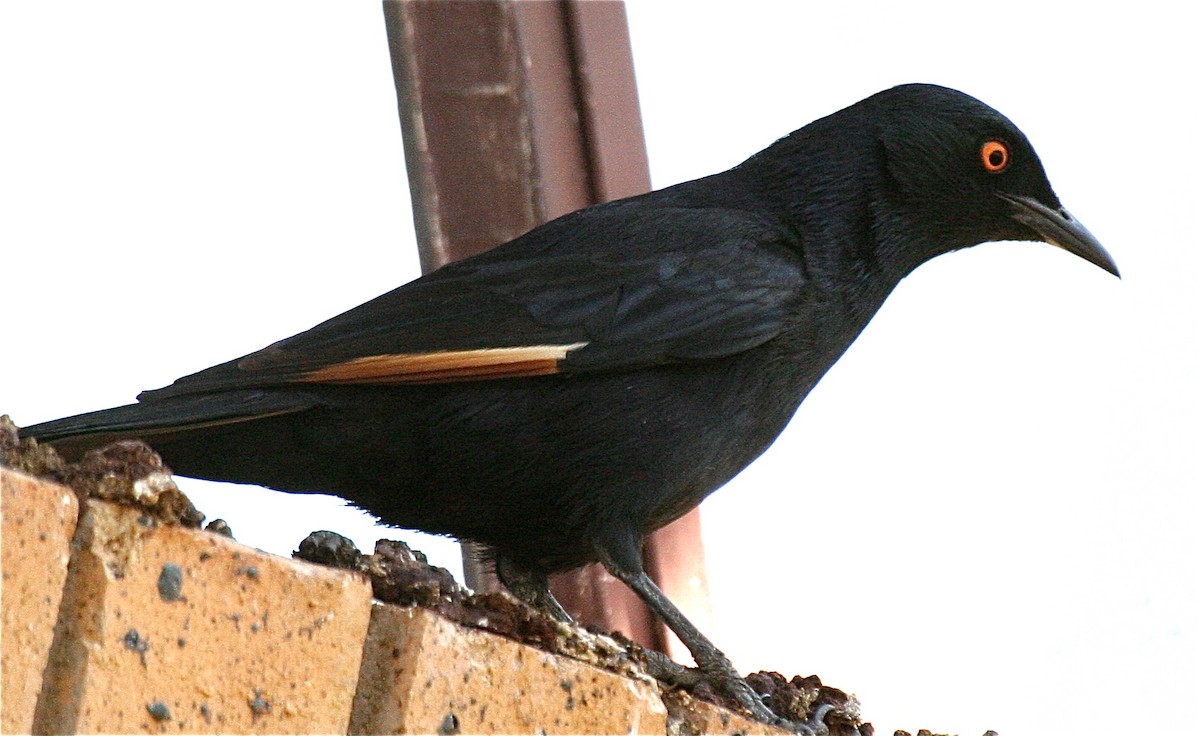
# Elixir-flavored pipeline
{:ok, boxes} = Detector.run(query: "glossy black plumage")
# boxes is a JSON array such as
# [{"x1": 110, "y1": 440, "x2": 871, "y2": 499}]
[{"x1": 21, "y1": 84, "x2": 1117, "y2": 729}]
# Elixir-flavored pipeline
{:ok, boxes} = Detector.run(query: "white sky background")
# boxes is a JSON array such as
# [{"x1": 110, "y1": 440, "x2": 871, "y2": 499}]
[{"x1": 1, "y1": 2, "x2": 1195, "y2": 734}]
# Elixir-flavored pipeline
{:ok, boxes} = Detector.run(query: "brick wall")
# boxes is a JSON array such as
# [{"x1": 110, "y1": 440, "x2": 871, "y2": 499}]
[{"x1": 1, "y1": 468, "x2": 780, "y2": 735}]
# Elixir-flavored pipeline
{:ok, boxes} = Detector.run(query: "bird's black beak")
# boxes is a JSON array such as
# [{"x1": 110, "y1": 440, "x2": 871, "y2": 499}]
[{"x1": 998, "y1": 193, "x2": 1120, "y2": 278}]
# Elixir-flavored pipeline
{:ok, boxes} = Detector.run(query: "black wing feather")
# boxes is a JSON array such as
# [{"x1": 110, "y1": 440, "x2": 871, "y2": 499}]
[{"x1": 144, "y1": 203, "x2": 807, "y2": 398}]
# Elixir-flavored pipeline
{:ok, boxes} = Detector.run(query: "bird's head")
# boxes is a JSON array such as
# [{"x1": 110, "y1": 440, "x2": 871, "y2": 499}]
[{"x1": 868, "y1": 83, "x2": 1119, "y2": 278}]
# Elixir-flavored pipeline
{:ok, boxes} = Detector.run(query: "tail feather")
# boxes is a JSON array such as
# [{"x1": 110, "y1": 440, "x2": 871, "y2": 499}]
[{"x1": 19, "y1": 390, "x2": 317, "y2": 459}]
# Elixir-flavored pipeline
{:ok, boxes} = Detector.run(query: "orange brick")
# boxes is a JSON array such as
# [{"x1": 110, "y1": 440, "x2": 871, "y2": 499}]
[
  {"x1": 350, "y1": 603, "x2": 670, "y2": 734},
  {"x1": 34, "y1": 497, "x2": 372, "y2": 734},
  {"x1": 2, "y1": 469, "x2": 798, "y2": 735},
  {"x1": 1, "y1": 470, "x2": 79, "y2": 734}
]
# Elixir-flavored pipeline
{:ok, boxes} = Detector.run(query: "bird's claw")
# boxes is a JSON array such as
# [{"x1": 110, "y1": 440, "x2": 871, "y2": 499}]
[
  {"x1": 797, "y1": 703, "x2": 835, "y2": 736},
  {"x1": 640, "y1": 650, "x2": 832, "y2": 735},
  {"x1": 735, "y1": 679, "x2": 831, "y2": 735},
  {"x1": 743, "y1": 694, "x2": 831, "y2": 734}
]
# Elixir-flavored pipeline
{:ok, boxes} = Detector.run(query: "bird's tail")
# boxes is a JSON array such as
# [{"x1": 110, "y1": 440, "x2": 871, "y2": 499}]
[{"x1": 18, "y1": 390, "x2": 317, "y2": 460}]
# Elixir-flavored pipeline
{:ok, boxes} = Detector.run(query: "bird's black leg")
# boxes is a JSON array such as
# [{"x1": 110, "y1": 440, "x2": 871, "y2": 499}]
[
  {"x1": 494, "y1": 554, "x2": 713, "y2": 692},
  {"x1": 596, "y1": 541, "x2": 826, "y2": 735},
  {"x1": 493, "y1": 554, "x2": 573, "y2": 623}
]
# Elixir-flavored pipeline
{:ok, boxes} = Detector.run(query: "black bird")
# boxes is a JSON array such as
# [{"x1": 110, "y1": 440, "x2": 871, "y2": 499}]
[{"x1": 21, "y1": 84, "x2": 1117, "y2": 729}]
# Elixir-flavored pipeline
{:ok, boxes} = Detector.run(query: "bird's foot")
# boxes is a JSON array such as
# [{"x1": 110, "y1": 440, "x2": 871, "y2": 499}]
[
  {"x1": 639, "y1": 648, "x2": 705, "y2": 687},
  {"x1": 640, "y1": 649, "x2": 830, "y2": 734}
]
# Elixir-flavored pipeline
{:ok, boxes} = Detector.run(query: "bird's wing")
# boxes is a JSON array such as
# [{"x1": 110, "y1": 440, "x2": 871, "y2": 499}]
[{"x1": 143, "y1": 207, "x2": 805, "y2": 398}]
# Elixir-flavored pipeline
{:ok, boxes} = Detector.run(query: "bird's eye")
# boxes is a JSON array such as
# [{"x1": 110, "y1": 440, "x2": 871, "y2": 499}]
[{"x1": 980, "y1": 140, "x2": 1010, "y2": 173}]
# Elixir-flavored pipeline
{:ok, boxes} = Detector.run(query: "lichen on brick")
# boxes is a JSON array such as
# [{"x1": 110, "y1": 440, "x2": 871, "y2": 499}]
[{"x1": 1, "y1": 414, "x2": 66, "y2": 478}]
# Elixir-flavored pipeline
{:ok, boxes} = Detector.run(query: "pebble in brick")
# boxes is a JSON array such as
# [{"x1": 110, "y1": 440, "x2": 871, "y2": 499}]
[
  {"x1": 156, "y1": 562, "x2": 183, "y2": 601},
  {"x1": 145, "y1": 701, "x2": 171, "y2": 722}
]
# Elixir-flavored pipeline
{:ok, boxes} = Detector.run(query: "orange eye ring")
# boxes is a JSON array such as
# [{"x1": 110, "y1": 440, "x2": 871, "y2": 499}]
[{"x1": 981, "y1": 140, "x2": 1010, "y2": 173}]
